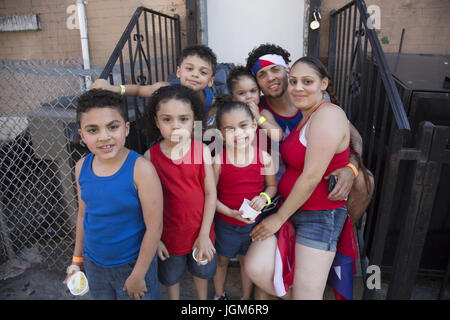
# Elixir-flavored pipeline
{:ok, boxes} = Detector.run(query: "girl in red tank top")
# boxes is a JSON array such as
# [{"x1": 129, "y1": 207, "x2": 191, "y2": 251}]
[
  {"x1": 212, "y1": 99, "x2": 277, "y2": 300},
  {"x1": 143, "y1": 85, "x2": 216, "y2": 300}
]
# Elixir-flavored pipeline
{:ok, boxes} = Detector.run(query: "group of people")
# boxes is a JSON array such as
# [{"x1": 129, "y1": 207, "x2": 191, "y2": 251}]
[{"x1": 64, "y1": 43, "x2": 374, "y2": 300}]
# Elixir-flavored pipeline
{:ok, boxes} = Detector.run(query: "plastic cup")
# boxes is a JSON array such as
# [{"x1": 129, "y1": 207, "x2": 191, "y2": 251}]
[
  {"x1": 67, "y1": 271, "x2": 89, "y2": 296},
  {"x1": 192, "y1": 248, "x2": 209, "y2": 265},
  {"x1": 239, "y1": 198, "x2": 261, "y2": 220}
]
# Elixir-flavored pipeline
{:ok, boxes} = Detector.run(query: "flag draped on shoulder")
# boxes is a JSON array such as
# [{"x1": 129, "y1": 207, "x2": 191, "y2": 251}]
[{"x1": 273, "y1": 215, "x2": 358, "y2": 300}]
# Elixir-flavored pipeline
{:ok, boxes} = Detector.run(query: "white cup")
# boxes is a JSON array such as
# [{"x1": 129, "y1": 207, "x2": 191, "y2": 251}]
[
  {"x1": 67, "y1": 271, "x2": 89, "y2": 296},
  {"x1": 239, "y1": 198, "x2": 261, "y2": 220},
  {"x1": 192, "y1": 248, "x2": 209, "y2": 265}
]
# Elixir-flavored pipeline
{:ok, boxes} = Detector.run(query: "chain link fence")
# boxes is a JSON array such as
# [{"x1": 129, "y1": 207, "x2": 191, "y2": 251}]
[{"x1": 0, "y1": 58, "x2": 100, "y2": 271}]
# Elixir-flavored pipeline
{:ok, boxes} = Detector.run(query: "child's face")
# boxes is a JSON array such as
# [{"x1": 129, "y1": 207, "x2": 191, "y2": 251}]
[
  {"x1": 220, "y1": 108, "x2": 257, "y2": 150},
  {"x1": 78, "y1": 107, "x2": 129, "y2": 161},
  {"x1": 176, "y1": 55, "x2": 214, "y2": 92},
  {"x1": 231, "y1": 76, "x2": 260, "y2": 106},
  {"x1": 155, "y1": 98, "x2": 195, "y2": 144}
]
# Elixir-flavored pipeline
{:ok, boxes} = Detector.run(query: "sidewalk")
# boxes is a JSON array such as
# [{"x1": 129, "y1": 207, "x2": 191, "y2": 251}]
[{"x1": 0, "y1": 258, "x2": 447, "y2": 300}]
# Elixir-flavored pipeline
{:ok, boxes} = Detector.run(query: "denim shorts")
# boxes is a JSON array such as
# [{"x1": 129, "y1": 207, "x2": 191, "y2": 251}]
[
  {"x1": 214, "y1": 217, "x2": 258, "y2": 258},
  {"x1": 157, "y1": 251, "x2": 217, "y2": 286},
  {"x1": 289, "y1": 206, "x2": 347, "y2": 252},
  {"x1": 83, "y1": 253, "x2": 161, "y2": 300}
]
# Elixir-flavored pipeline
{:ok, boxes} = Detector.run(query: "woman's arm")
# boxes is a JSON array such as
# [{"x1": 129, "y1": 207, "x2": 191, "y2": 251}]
[{"x1": 250, "y1": 106, "x2": 349, "y2": 241}]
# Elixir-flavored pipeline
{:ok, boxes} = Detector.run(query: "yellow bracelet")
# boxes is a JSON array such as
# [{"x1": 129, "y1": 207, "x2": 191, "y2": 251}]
[
  {"x1": 260, "y1": 192, "x2": 272, "y2": 206},
  {"x1": 346, "y1": 163, "x2": 359, "y2": 178},
  {"x1": 119, "y1": 84, "x2": 126, "y2": 96},
  {"x1": 72, "y1": 256, "x2": 83, "y2": 263},
  {"x1": 258, "y1": 116, "x2": 266, "y2": 125}
]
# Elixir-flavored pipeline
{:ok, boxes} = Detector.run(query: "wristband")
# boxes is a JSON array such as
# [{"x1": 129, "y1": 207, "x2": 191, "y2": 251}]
[
  {"x1": 257, "y1": 116, "x2": 266, "y2": 125},
  {"x1": 119, "y1": 84, "x2": 126, "y2": 96},
  {"x1": 260, "y1": 192, "x2": 272, "y2": 206},
  {"x1": 72, "y1": 256, "x2": 83, "y2": 263},
  {"x1": 346, "y1": 163, "x2": 359, "y2": 178}
]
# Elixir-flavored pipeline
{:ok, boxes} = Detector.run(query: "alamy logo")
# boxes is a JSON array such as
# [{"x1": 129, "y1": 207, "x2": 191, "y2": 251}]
[
  {"x1": 367, "y1": 5, "x2": 381, "y2": 30},
  {"x1": 66, "y1": 4, "x2": 79, "y2": 30}
]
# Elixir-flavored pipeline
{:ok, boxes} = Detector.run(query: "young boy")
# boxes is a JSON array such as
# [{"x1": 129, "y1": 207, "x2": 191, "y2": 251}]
[
  {"x1": 91, "y1": 44, "x2": 217, "y2": 112},
  {"x1": 64, "y1": 89, "x2": 164, "y2": 300}
]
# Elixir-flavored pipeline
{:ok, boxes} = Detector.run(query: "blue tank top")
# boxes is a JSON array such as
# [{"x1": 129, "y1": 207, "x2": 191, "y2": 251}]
[
  {"x1": 79, "y1": 150, "x2": 145, "y2": 267},
  {"x1": 260, "y1": 96, "x2": 303, "y2": 141},
  {"x1": 170, "y1": 79, "x2": 214, "y2": 111}
]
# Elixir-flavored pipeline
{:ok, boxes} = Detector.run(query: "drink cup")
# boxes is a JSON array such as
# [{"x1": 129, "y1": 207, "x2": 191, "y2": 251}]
[
  {"x1": 67, "y1": 271, "x2": 89, "y2": 296},
  {"x1": 192, "y1": 248, "x2": 209, "y2": 265},
  {"x1": 239, "y1": 198, "x2": 261, "y2": 220}
]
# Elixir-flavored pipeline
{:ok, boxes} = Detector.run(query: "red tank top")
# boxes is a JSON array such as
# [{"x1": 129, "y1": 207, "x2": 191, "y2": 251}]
[
  {"x1": 216, "y1": 147, "x2": 265, "y2": 226},
  {"x1": 278, "y1": 102, "x2": 349, "y2": 210},
  {"x1": 150, "y1": 139, "x2": 215, "y2": 255}
]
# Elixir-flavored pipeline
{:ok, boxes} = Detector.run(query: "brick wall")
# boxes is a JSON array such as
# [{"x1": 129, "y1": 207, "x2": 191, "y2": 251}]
[
  {"x1": 319, "y1": 0, "x2": 450, "y2": 61},
  {"x1": 0, "y1": 0, "x2": 187, "y2": 67}
]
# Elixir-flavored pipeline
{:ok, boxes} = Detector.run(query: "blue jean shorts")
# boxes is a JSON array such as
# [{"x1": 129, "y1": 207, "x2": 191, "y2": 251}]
[
  {"x1": 157, "y1": 251, "x2": 217, "y2": 286},
  {"x1": 289, "y1": 206, "x2": 347, "y2": 252},
  {"x1": 83, "y1": 253, "x2": 161, "y2": 300},
  {"x1": 214, "y1": 217, "x2": 258, "y2": 258}
]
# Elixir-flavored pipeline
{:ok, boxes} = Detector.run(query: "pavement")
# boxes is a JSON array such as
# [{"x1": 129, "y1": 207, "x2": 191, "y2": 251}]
[{"x1": 0, "y1": 257, "x2": 448, "y2": 300}]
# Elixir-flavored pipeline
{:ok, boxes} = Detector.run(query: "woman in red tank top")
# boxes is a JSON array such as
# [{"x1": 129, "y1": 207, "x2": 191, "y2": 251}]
[{"x1": 245, "y1": 57, "x2": 351, "y2": 300}]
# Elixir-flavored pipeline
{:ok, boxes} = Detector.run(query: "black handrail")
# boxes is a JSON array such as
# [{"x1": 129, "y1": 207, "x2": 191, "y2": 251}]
[
  {"x1": 100, "y1": 7, "x2": 181, "y2": 80},
  {"x1": 97, "y1": 7, "x2": 181, "y2": 153},
  {"x1": 328, "y1": 0, "x2": 410, "y2": 131},
  {"x1": 327, "y1": 0, "x2": 415, "y2": 300}
]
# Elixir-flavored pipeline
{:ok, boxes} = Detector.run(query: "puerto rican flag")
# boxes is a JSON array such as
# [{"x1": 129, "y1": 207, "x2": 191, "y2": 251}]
[
  {"x1": 273, "y1": 216, "x2": 358, "y2": 300},
  {"x1": 327, "y1": 216, "x2": 359, "y2": 300}
]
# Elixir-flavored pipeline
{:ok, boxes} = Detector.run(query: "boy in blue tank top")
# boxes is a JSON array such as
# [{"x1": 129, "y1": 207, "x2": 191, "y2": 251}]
[{"x1": 64, "y1": 89, "x2": 164, "y2": 300}]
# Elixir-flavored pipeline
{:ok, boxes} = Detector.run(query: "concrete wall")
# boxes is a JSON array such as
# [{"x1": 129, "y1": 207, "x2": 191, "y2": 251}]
[
  {"x1": 0, "y1": 0, "x2": 187, "y2": 67},
  {"x1": 319, "y1": 0, "x2": 450, "y2": 61}
]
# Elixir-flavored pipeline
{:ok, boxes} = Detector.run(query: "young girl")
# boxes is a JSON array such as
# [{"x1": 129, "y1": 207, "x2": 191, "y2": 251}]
[
  {"x1": 212, "y1": 97, "x2": 277, "y2": 300},
  {"x1": 65, "y1": 89, "x2": 163, "y2": 300},
  {"x1": 143, "y1": 84, "x2": 217, "y2": 300},
  {"x1": 227, "y1": 66, "x2": 282, "y2": 144}
]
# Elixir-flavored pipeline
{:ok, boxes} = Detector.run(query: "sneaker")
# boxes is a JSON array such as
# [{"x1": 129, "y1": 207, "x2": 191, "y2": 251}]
[{"x1": 214, "y1": 292, "x2": 229, "y2": 300}]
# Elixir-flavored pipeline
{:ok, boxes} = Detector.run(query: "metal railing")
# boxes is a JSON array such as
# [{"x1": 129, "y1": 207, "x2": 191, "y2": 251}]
[
  {"x1": 99, "y1": 7, "x2": 181, "y2": 154},
  {"x1": 0, "y1": 7, "x2": 181, "y2": 272},
  {"x1": 329, "y1": 0, "x2": 450, "y2": 300},
  {"x1": 328, "y1": 0, "x2": 411, "y2": 299},
  {"x1": 0, "y1": 59, "x2": 99, "y2": 271}
]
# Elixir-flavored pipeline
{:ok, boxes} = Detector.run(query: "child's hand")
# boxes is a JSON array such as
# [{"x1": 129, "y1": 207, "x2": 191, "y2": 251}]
[
  {"x1": 123, "y1": 273, "x2": 147, "y2": 300},
  {"x1": 249, "y1": 195, "x2": 266, "y2": 212},
  {"x1": 63, "y1": 264, "x2": 81, "y2": 284},
  {"x1": 157, "y1": 241, "x2": 170, "y2": 261},
  {"x1": 247, "y1": 101, "x2": 261, "y2": 119},
  {"x1": 192, "y1": 236, "x2": 216, "y2": 266},
  {"x1": 230, "y1": 209, "x2": 256, "y2": 225},
  {"x1": 91, "y1": 78, "x2": 113, "y2": 91}
]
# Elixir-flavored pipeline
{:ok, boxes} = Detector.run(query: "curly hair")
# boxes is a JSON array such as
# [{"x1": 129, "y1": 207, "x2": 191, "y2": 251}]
[
  {"x1": 76, "y1": 89, "x2": 126, "y2": 124},
  {"x1": 178, "y1": 44, "x2": 217, "y2": 74},
  {"x1": 144, "y1": 84, "x2": 206, "y2": 143},
  {"x1": 226, "y1": 65, "x2": 257, "y2": 93},
  {"x1": 245, "y1": 43, "x2": 291, "y2": 73}
]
